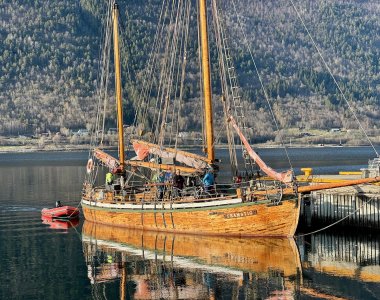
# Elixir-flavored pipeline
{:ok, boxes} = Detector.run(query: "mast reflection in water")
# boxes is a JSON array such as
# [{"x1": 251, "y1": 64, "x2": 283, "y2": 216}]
[{"x1": 82, "y1": 221, "x2": 302, "y2": 299}]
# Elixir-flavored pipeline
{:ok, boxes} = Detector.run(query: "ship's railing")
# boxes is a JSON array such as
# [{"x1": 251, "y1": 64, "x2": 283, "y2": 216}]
[{"x1": 86, "y1": 177, "x2": 284, "y2": 205}]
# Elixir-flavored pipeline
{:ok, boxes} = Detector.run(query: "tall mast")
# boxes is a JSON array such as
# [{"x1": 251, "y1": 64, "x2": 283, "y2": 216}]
[
  {"x1": 199, "y1": 0, "x2": 215, "y2": 162},
  {"x1": 112, "y1": 2, "x2": 125, "y2": 170}
]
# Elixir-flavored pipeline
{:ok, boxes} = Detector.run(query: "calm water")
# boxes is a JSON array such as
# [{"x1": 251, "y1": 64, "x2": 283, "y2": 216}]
[{"x1": 0, "y1": 147, "x2": 379, "y2": 299}]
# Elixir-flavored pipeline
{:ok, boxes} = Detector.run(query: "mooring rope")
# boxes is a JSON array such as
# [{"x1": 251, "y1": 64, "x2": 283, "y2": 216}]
[
  {"x1": 296, "y1": 196, "x2": 375, "y2": 237},
  {"x1": 67, "y1": 198, "x2": 83, "y2": 219},
  {"x1": 68, "y1": 219, "x2": 82, "y2": 240}
]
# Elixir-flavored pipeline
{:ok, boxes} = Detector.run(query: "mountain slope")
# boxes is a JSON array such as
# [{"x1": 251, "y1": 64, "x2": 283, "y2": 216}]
[{"x1": 0, "y1": 0, "x2": 379, "y2": 143}]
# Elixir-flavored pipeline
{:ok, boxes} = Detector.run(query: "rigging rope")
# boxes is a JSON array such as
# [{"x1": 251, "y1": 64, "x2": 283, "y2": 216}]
[
  {"x1": 158, "y1": 0, "x2": 185, "y2": 148},
  {"x1": 230, "y1": 0, "x2": 295, "y2": 173},
  {"x1": 288, "y1": 0, "x2": 379, "y2": 158},
  {"x1": 169, "y1": 1, "x2": 190, "y2": 147},
  {"x1": 86, "y1": 1, "x2": 113, "y2": 185},
  {"x1": 166, "y1": 1, "x2": 185, "y2": 147},
  {"x1": 152, "y1": 0, "x2": 177, "y2": 145},
  {"x1": 212, "y1": 0, "x2": 243, "y2": 176},
  {"x1": 93, "y1": 2, "x2": 112, "y2": 149},
  {"x1": 137, "y1": 0, "x2": 169, "y2": 137},
  {"x1": 174, "y1": 1, "x2": 191, "y2": 149}
]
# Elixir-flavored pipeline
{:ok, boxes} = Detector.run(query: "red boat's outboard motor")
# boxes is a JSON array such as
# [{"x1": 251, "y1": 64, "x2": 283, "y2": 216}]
[{"x1": 55, "y1": 201, "x2": 62, "y2": 208}]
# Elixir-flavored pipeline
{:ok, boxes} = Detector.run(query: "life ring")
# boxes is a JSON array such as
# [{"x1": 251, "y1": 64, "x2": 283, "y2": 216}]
[{"x1": 86, "y1": 158, "x2": 94, "y2": 174}]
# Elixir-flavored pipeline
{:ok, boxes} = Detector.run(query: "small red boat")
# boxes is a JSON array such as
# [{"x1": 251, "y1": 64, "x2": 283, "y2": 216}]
[{"x1": 41, "y1": 205, "x2": 80, "y2": 220}]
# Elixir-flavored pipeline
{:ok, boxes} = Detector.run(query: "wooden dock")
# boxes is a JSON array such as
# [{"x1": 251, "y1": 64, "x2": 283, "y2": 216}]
[{"x1": 300, "y1": 184, "x2": 380, "y2": 230}]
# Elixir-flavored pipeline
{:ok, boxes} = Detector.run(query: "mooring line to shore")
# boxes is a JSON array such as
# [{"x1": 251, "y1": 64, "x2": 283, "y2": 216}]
[
  {"x1": 66, "y1": 199, "x2": 83, "y2": 240},
  {"x1": 69, "y1": 219, "x2": 82, "y2": 240},
  {"x1": 296, "y1": 196, "x2": 375, "y2": 237},
  {"x1": 68, "y1": 198, "x2": 83, "y2": 219}
]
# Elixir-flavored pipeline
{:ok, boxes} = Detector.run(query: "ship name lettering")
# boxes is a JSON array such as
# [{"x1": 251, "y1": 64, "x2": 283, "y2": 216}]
[{"x1": 224, "y1": 210, "x2": 257, "y2": 219}]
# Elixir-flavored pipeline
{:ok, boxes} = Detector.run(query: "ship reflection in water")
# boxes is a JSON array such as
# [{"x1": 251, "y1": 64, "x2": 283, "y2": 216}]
[
  {"x1": 82, "y1": 221, "x2": 302, "y2": 299},
  {"x1": 82, "y1": 222, "x2": 380, "y2": 299}
]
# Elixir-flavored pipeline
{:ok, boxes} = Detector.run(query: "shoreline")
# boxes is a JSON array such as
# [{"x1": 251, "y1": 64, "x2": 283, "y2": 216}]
[
  {"x1": 0, "y1": 144, "x2": 90, "y2": 154},
  {"x1": 0, "y1": 143, "x2": 377, "y2": 154}
]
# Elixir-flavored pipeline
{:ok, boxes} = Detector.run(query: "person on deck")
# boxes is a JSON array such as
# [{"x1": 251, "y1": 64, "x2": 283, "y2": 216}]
[
  {"x1": 234, "y1": 175, "x2": 242, "y2": 187},
  {"x1": 157, "y1": 171, "x2": 166, "y2": 200},
  {"x1": 165, "y1": 169, "x2": 174, "y2": 197},
  {"x1": 120, "y1": 174, "x2": 125, "y2": 190},
  {"x1": 151, "y1": 171, "x2": 159, "y2": 182},
  {"x1": 173, "y1": 169, "x2": 185, "y2": 197},
  {"x1": 106, "y1": 172, "x2": 114, "y2": 191},
  {"x1": 202, "y1": 170, "x2": 215, "y2": 195},
  {"x1": 165, "y1": 169, "x2": 173, "y2": 183}
]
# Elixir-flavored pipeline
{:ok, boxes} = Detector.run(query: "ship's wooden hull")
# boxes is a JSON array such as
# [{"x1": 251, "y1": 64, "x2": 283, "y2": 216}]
[{"x1": 82, "y1": 191, "x2": 300, "y2": 237}]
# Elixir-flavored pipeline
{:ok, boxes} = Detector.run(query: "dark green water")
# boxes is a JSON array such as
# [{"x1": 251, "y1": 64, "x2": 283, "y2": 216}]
[{"x1": 0, "y1": 148, "x2": 379, "y2": 299}]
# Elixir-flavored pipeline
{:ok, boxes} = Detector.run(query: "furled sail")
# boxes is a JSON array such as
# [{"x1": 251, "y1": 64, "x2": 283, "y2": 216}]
[
  {"x1": 228, "y1": 116, "x2": 293, "y2": 184},
  {"x1": 128, "y1": 160, "x2": 200, "y2": 176},
  {"x1": 93, "y1": 148, "x2": 199, "y2": 176},
  {"x1": 132, "y1": 139, "x2": 211, "y2": 170},
  {"x1": 94, "y1": 148, "x2": 120, "y2": 170}
]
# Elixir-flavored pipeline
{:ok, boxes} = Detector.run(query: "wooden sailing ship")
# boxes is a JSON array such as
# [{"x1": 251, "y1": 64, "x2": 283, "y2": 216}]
[{"x1": 81, "y1": 1, "x2": 380, "y2": 237}]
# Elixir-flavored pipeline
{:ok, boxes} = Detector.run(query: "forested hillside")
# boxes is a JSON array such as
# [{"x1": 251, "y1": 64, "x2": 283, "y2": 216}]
[
  {"x1": 223, "y1": 0, "x2": 380, "y2": 133},
  {"x1": 0, "y1": 0, "x2": 379, "y2": 144},
  {"x1": 0, "y1": 0, "x2": 101, "y2": 135}
]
